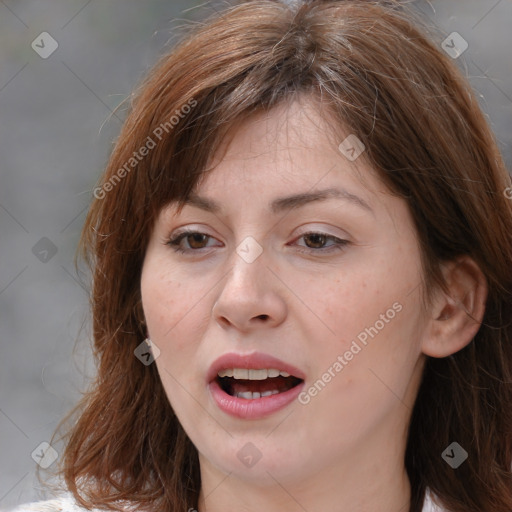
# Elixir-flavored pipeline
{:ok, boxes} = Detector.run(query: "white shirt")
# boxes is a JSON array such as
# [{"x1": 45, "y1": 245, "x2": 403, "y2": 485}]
[{"x1": 3, "y1": 489, "x2": 447, "y2": 512}]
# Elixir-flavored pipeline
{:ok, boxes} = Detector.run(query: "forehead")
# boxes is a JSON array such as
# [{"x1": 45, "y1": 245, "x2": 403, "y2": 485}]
[
  {"x1": 190, "y1": 99, "x2": 385, "y2": 206},
  {"x1": 210, "y1": 98, "x2": 340, "y2": 163},
  {"x1": 157, "y1": 99, "x2": 410, "y2": 235}
]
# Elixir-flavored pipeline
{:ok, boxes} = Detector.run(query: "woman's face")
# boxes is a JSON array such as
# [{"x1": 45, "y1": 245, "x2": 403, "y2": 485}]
[{"x1": 141, "y1": 99, "x2": 430, "y2": 488}]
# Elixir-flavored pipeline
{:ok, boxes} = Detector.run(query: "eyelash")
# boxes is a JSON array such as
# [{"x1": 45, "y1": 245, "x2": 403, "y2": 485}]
[{"x1": 166, "y1": 229, "x2": 350, "y2": 255}]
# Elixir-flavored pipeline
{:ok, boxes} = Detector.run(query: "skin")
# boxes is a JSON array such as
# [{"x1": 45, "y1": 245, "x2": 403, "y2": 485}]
[{"x1": 140, "y1": 97, "x2": 487, "y2": 512}]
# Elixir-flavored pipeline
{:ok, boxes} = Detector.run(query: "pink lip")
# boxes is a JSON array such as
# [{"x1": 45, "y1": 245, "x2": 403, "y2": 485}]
[{"x1": 207, "y1": 351, "x2": 306, "y2": 420}]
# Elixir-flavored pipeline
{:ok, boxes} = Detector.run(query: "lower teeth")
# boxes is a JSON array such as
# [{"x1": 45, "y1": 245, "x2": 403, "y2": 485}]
[{"x1": 235, "y1": 390, "x2": 280, "y2": 399}]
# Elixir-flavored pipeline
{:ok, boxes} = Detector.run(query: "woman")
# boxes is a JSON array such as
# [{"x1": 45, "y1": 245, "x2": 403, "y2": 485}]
[{"x1": 10, "y1": 1, "x2": 512, "y2": 511}]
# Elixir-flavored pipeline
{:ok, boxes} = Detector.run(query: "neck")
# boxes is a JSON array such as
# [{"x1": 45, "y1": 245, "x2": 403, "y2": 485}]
[{"x1": 197, "y1": 424, "x2": 412, "y2": 512}]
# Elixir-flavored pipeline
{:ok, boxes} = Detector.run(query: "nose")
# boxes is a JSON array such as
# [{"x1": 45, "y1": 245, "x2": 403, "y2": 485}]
[{"x1": 212, "y1": 248, "x2": 287, "y2": 333}]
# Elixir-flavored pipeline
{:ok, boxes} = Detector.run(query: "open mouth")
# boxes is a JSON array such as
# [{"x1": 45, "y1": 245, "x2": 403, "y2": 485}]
[{"x1": 216, "y1": 368, "x2": 304, "y2": 400}]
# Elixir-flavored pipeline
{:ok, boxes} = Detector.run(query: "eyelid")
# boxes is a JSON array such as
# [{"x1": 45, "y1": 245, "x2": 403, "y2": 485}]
[
  {"x1": 167, "y1": 223, "x2": 349, "y2": 244},
  {"x1": 294, "y1": 223, "x2": 350, "y2": 239},
  {"x1": 166, "y1": 225, "x2": 351, "y2": 256},
  {"x1": 170, "y1": 221, "x2": 350, "y2": 236},
  {"x1": 166, "y1": 224, "x2": 220, "y2": 242}
]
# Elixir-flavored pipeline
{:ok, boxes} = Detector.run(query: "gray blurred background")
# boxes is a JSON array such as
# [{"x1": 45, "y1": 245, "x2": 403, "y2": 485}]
[{"x1": 0, "y1": 0, "x2": 510, "y2": 509}]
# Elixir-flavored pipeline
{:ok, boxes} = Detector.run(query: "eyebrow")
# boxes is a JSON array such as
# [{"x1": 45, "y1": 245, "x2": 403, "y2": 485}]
[{"x1": 181, "y1": 187, "x2": 374, "y2": 216}]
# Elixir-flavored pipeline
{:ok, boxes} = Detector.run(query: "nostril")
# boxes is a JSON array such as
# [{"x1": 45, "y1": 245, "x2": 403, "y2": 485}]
[{"x1": 257, "y1": 314, "x2": 269, "y2": 320}]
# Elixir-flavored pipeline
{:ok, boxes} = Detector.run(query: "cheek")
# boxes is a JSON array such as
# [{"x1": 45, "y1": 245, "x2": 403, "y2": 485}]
[
  {"x1": 140, "y1": 259, "x2": 207, "y2": 413},
  {"x1": 140, "y1": 260, "x2": 189, "y2": 344},
  {"x1": 298, "y1": 292, "x2": 423, "y2": 456},
  {"x1": 140, "y1": 255, "x2": 217, "y2": 361},
  {"x1": 316, "y1": 254, "x2": 423, "y2": 376},
  {"x1": 317, "y1": 265, "x2": 396, "y2": 340}
]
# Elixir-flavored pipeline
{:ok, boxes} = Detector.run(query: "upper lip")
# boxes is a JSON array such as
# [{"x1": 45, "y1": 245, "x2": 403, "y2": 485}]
[{"x1": 207, "y1": 351, "x2": 306, "y2": 384}]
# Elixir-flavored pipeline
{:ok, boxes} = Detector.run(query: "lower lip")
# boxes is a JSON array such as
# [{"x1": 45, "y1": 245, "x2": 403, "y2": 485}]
[{"x1": 209, "y1": 379, "x2": 305, "y2": 420}]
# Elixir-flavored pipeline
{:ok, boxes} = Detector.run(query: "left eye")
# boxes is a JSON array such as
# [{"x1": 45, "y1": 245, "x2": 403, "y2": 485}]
[
  {"x1": 167, "y1": 230, "x2": 349, "y2": 254},
  {"x1": 294, "y1": 232, "x2": 349, "y2": 253}
]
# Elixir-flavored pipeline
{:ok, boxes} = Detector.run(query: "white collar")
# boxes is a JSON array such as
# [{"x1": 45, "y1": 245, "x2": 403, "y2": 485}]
[
  {"x1": 422, "y1": 489, "x2": 446, "y2": 511},
  {"x1": 9, "y1": 489, "x2": 447, "y2": 512}
]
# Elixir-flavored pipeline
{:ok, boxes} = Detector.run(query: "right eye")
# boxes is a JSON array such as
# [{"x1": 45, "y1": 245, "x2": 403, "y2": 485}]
[{"x1": 167, "y1": 230, "x2": 221, "y2": 254}]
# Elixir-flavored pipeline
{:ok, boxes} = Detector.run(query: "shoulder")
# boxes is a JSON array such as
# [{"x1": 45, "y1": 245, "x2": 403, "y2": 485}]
[
  {"x1": 4, "y1": 493, "x2": 116, "y2": 512},
  {"x1": 5, "y1": 494, "x2": 90, "y2": 512},
  {"x1": 5, "y1": 499, "x2": 67, "y2": 512},
  {"x1": 6, "y1": 489, "x2": 446, "y2": 512},
  {"x1": 423, "y1": 489, "x2": 448, "y2": 512}
]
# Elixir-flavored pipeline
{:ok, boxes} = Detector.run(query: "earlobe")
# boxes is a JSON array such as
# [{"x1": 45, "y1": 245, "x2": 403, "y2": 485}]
[{"x1": 421, "y1": 256, "x2": 488, "y2": 358}]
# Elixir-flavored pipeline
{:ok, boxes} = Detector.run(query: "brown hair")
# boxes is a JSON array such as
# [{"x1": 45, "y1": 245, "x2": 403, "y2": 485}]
[{"x1": 52, "y1": 1, "x2": 512, "y2": 511}]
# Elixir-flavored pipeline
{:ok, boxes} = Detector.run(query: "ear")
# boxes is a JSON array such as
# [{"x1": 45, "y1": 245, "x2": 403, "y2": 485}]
[{"x1": 421, "y1": 256, "x2": 488, "y2": 358}]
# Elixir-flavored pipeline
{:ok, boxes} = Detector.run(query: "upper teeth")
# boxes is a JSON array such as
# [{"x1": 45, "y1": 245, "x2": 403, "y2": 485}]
[{"x1": 217, "y1": 368, "x2": 291, "y2": 379}]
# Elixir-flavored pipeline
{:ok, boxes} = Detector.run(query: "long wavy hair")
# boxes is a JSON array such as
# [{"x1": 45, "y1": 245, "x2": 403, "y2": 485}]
[{"x1": 50, "y1": 1, "x2": 512, "y2": 511}]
